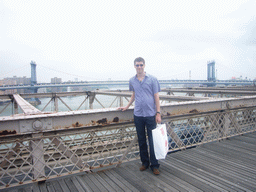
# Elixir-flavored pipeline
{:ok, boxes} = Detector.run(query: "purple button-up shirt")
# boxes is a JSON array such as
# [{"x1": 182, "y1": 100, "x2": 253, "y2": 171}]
[{"x1": 129, "y1": 73, "x2": 161, "y2": 117}]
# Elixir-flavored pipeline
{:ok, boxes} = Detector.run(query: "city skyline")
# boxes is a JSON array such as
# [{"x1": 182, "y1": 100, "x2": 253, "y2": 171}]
[{"x1": 1, "y1": 60, "x2": 254, "y2": 84}]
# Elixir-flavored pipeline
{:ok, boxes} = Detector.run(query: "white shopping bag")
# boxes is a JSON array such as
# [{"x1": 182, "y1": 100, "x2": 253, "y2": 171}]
[{"x1": 152, "y1": 124, "x2": 168, "y2": 160}]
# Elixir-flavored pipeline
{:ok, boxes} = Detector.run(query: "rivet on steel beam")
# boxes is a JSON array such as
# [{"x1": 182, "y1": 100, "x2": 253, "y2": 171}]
[{"x1": 33, "y1": 120, "x2": 43, "y2": 131}]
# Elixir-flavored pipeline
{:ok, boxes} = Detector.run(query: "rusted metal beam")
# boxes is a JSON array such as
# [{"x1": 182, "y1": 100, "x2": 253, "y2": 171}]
[
  {"x1": 175, "y1": 86, "x2": 256, "y2": 91},
  {"x1": 95, "y1": 90, "x2": 209, "y2": 101},
  {"x1": 161, "y1": 88, "x2": 256, "y2": 95},
  {"x1": 0, "y1": 90, "x2": 209, "y2": 101},
  {"x1": 1, "y1": 96, "x2": 256, "y2": 136},
  {"x1": 161, "y1": 96, "x2": 256, "y2": 117}
]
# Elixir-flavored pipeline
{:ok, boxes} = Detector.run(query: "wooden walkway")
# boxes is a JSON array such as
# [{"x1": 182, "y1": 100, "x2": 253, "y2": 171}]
[{"x1": 2, "y1": 132, "x2": 256, "y2": 192}]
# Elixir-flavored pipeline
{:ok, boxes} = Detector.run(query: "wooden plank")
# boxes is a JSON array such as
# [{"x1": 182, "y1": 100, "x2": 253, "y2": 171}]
[
  {"x1": 216, "y1": 140, "x2": 256, "y2": 157},
  {"x1": 58, "y1": 179, "x2": 71, "y2": 192},
  {"x1": 64, "y1": 178, "x2": 79, "y2": 192},
  {"x1": 51, "y1": 180, "x2": 63, "y2": 192},
  {"x1": 162, "y1": 157, "x2": 223, "y2": 192},
  {"x1": 114, "y1": 165, "x2": 151, "y2": 192},
  {"x1": 192, "y1": 147, "x2": 256, "y2": 191},
  {"x1": 73, "y1": 176, "x2": 92, "y2": 192},
  {"x1": 77, "y1": 176, "x2": 95, "y2": 191},
  {"x1": 155, "y1": 162, "x2": 201, "y2": 192},
  {"x1": 188, "y1": 144, "x2": 256, "y2": 189},
  {"x1": 46, "y1": 182, "x2": 55, "y2": 192},
  {"x1": 120, "y1": 163, "x2": 178, "y2": 192},
  {"x1": 198, "y1": 144, "x2": 256, "y2": 174},
  {"x1": 189, "y1": 147, "x2": 256, "y2": 178},
  {"x1": 97, "y1": 171, "x2": 124, "y2": 191},
  {"x1": 224, "y1": 138, "x2": 256, "y2": 152},
  {"x1": 38, "y1": 182, "x2": 48, "y2": 192},
  {"x1": 175, "y1": 149, "x2": 249, "y2": 191},
  {"x1": 232, "y1": 133, "x2": 256, "y2": 143},
  {"x1": 4, "y1": 188, "x2": 18, "y2": 192},
  {"x1": 127, "y1": 163, "x2": 179, "y2": 192},
  {"x1": 70, "y1": 177, "x2": 88, "y2": 192},
  {"x1": 91, "y1": 172, "x2": 117, "y2": 191},
  {"x1": 245, "y1": 132, "x2": 256, "y2": 139},
  {"x1": 80, "y1": 174, "x2": 106, "y2": 191},
  {"x1": 157, "y1": 159, "x2": 204, "y2": 192},
  {"x1": 107, "y1": 169, "x2": 140, "y2": 192},
  {"x1": 203, "y1": 144, "x2": 256, "y2": 177},
  {"x1": 22, "y1": 185, "x2": 33, "y2": 192},
  {"x1": 31, "y1": 183, "x2": 41, "y2": 192},
  {"x1": 202, "y1": 141, "x2": 255, "y2": 164}
]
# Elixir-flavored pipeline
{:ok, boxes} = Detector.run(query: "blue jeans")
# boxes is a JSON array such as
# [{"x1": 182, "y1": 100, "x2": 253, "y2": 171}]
[{"x1": 134, "y1": 115, "x2": 160, "y2": 170}]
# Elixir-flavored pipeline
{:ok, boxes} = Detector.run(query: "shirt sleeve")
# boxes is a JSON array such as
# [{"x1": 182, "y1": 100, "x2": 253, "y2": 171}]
[
  {"x1": 129, "y1": 79, "x2": 134, "y2": 92},
  {"x1": 152, "y1": 77, "x2": 161, "y2": 94}
]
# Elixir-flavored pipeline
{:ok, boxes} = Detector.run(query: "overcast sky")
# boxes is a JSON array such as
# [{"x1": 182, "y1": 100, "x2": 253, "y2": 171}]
[{"x1": 0, "y1": 0, "x2": 255, "y2": 82}]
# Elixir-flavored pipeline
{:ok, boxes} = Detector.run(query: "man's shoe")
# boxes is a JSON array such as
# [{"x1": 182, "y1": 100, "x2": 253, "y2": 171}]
[
  {"x1": 153, "y1": 168, "x2": 160, "y2": 175},
  {"x1": 140, "y1": 165, "x2": 148, "y2": 171}
]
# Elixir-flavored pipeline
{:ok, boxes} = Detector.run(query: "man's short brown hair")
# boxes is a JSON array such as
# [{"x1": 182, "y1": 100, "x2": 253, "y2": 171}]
[{"x1": 134, "y1": 57, "x2": 145, "y2": 65}]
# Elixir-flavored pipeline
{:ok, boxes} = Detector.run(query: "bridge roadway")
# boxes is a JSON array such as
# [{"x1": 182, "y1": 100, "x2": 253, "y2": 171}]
[
  {"x1": 0, "y1": 79, "x2": 255, "y2": 91},
  {"x1": 2, "y1": 132, "x2": 256, "y2": 192}
]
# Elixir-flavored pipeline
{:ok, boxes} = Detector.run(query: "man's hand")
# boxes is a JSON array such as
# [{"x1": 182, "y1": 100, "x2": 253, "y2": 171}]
[
  {"x1": 118, "y1": 106, "x2": 129, "y2": 111},
  {"x1": 156, "y1": 113, "x2": 161, "y2": 124},
  {"x1": 118, "y1": 92, "x2": 135, "y2": 112}
]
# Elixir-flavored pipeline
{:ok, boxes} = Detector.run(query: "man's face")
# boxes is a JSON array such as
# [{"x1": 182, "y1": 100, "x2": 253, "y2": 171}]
[{"x1": 134, "y1": 61, "x2": 145, "y2": 74}]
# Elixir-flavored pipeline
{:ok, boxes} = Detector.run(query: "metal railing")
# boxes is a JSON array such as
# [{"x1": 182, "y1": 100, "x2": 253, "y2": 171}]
[
  {"x1": 0, "y1": 97, "x2": 256, "y2": 189},
  {"x1": 2, "y1": 87, "x2": 256, "y2": 115}
]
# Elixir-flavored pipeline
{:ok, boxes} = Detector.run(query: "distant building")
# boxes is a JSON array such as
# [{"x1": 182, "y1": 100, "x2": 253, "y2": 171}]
[
  {"x1": 0, "y1": 79, "x2": 4, "y2": 95},
  {"x1": 50, "y1": 77, "x2": 62, "y2": 92},
  {"x1": 4, "y1": 76, "x2": 31, "y2": 85},
  {"x1": 0, "y1": 79, "x2": 4, "y2": 86},
  {"x1": 51, "y1": 77, "x2": 62, "y2": 84},
  {"x1": 231, "y1": 76, "x2": 250, "y2": 81},
  {"x1": 0, "y1": 76, "x2": 31, "y2": 94}
]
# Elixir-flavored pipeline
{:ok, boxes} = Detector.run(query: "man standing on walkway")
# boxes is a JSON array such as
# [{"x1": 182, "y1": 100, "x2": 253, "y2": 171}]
[{"x1": 120, "y1": 57, "x2": 161, "y2": 175}]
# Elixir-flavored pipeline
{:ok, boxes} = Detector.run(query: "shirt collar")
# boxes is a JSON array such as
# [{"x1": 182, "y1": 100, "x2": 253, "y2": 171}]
[{"x1": 135, "y1": 72, "x2": 148, "y2": 79}]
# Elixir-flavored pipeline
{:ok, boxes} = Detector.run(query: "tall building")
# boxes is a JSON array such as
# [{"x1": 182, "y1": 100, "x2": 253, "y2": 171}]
[
  {"x1": 50, "y1": 77, "x2": 62, "y2": 92},
  {"x1": 0, "y1": 76, "x2": 31, "y2": 94},
  {"x1": 51, "y1": 77, "x2": 62, "y2": 84}
]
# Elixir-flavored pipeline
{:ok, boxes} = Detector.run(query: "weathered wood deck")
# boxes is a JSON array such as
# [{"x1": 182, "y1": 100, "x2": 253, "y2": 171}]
[{"x1": 2, "y1": 132, "x2": 256, "y2": 192}]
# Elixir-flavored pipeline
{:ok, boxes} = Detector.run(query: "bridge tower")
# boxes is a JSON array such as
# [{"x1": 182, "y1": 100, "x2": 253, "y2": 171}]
[
  {"x1": 207, "y1": 61, "x2": 216, "y2": 87},
  {"x1": 30, "y1": 61, "x2": 38, "y2": 94},
  {"x1": 31, "y1": 61, "x2": 37, "y2": 86},
  {"x1": 207, "y1": 61, "x2": 216, "y2": 81}
]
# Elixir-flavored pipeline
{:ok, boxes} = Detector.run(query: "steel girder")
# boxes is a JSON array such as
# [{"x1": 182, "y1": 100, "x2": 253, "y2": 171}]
[{"x1": 0, "y1": 96, "x2": 256, "y2": 136}]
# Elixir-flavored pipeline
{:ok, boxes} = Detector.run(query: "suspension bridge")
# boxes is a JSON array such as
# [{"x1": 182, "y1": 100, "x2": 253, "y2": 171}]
[{"x1": 0, "y1": 61, "x2": 255, "y2": 93}]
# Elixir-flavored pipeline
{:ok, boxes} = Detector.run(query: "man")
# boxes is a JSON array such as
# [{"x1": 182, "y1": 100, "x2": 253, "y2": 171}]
[{"x1": 120, "y1": 57, "x2": 161, "y2": 175}]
